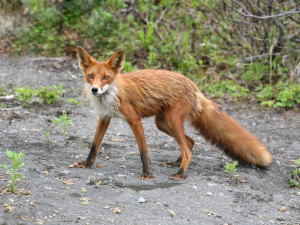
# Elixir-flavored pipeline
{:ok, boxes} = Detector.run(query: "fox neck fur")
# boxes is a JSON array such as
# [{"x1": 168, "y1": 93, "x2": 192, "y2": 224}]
[{"x1": 84, "y1": 82, "x2": 122, "y2": 120}]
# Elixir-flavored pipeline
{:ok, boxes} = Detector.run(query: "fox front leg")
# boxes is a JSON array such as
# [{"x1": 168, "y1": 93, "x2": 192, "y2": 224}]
[{"x1": 72, "y1": 119, "x2": 110, "y2": 168}]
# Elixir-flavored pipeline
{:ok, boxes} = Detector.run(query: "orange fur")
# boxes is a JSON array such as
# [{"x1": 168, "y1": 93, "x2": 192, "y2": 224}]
[{"x1": 74, "y1": 47, "x2": 273, "y2": 179}]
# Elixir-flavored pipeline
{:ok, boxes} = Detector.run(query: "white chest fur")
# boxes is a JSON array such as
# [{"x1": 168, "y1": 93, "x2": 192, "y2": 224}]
[{"x1": 85, "y1": 83, "x2": 122, "y2": 120}]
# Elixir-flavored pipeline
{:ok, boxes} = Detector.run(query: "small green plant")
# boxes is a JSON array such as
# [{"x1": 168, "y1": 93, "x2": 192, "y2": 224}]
[
  {"x1": 224, "y1": 161, "x2": 238, "y2": 180},
  {"x1": 67, "y1": 98, "x2": 84, "y2": 109},
  {"x1": 44, "y1": 131, "x2": 51, "y2": 144},
  {"x1": 52, "y1": 113, "x2": 74, "y2": 143},
  {"x1": 256, "y1": 82, "x2": 300, "y2": 108},
  {"x1": 13, "y1": 84, "x2": 65, "y2": 107},
  {"x1": 202, "y1": 80, "x2": 249, "y2": 100},
  {"x1": 13, "y1": 87, "x2": 37, "y2": 107},
  {"x1": 37, "y1": 84, "x2": 65, "y2": 104},
  {"x1": 289, "y1": 158, "x2": 300, "y2": 188},
  {"x1": 0, "y1": 149, "x2": 26, "y2": 192}
]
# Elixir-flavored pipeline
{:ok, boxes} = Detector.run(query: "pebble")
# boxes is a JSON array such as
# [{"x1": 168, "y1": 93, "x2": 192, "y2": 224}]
[
  {"x1": 138, "y1": 196, "x2": 146, "y2": 203},
  {"x1": 44, "y1": 186, "x2": 53, "y2": 191},
  {"x1": 206, "y1": 192, "x2": 213, "y2": 196},
  {"x1": 276, "y1": 217, "x2": 284, "y2": 221},
  {"x1": 192, "y1": 185, "x2": 198, "y2": 191},
  {"x1": 59, "y1": 170, "x2": 71, "y2": 176},
  {"x1": 117, "y1": 174, "x2": 127, "y2": 178}
]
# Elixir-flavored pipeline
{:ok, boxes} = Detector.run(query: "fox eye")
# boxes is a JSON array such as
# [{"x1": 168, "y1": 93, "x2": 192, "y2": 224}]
[
  {"x1": 103, "y1": 75, "x2": 110, "y2": 80},
  {"x1": 87, "y1": 74, "x2": 93, "y2": 79}
]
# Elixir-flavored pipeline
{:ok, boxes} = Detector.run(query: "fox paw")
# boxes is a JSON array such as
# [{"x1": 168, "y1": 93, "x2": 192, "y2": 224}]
[
  {"x1": 69, "y1": 161, "x2": 92, "y2": 168},
  {"x1": 140, "y1": 174, "x2": 153, "y2": 180},
  {"x1": 170, "y1": 173, "x2": 187, "y2": 180}
]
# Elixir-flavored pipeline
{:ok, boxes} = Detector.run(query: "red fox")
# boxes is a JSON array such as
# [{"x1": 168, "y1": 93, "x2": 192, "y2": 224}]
[{"x1": 73, "y1": 46, "x2": 273, "y2": 179}]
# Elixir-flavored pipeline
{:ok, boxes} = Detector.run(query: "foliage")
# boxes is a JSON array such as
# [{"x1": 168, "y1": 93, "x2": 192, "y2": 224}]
[
  {"x1": 44, "y1": 131, "x2": 51, "y2": 144},
  {"x1": 201, "y1": 80, "x2": 249, "y2": 99},
  {"x1": 13, "y1": 87, "x2": 37, "y2": 107},
  {"x1": 1, "y1": 0, "x2": 300, "y2": 108},
  {"x1": 36, "y1": 84, "x2": 65, "y2": 104},
  {"x1": 256, "y1": 82, "x2": 300, "y2": 108},
  {"x1": 67, "y1": 98, "x2": 83, "y2": 107},
  {"x1": 52, "y1": 113, "x2": 74, "y2": 143},
  {"x1": 0, "y1": 149, "x2": 26, "y2": 192},
  {"x1": 224, "y1": 161, "x2": 238, "y2": 180},
  {"x1": 13, "y1": 84, "x2": 65, "y2": 107},
  {"x1": 289, "y1": 158, "x2": 300, "y2": 189}
]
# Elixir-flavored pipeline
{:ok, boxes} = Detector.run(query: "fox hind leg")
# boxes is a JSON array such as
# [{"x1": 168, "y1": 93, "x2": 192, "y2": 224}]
[
  {"x1": 155, "y1": 113, "x2": 195, "y2": 167},
  {"x1": 157, "y1": 101, "x2": 193, "y2": 179}
]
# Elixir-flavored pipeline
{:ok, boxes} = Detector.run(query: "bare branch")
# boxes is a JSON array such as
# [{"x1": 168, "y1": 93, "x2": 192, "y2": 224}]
[{"x1": 223, "y1": 0, "x2": 300, "y2": 20}]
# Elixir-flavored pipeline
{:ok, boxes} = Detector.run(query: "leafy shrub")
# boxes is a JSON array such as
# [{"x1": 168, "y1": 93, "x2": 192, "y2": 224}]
[
  {"x1": 256, "y1": 82, "x2": 300, "y2": 108},
  {"x1": 13, "y1": 84, "x2": 65, "y2": 107},
  {"x1": 0, "y1": 149, "x2": 26, "y2": 192}
]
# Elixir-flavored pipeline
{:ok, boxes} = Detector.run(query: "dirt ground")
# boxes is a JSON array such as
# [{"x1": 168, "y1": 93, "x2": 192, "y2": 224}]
[{"x1": 0, "y1": 56, "x2": 299, "y2": 225}]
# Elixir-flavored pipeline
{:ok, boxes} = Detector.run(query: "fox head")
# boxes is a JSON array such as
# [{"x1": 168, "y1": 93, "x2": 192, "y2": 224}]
[{"x1": 77, "y1": 46, "x2": 125, "y2": 96}]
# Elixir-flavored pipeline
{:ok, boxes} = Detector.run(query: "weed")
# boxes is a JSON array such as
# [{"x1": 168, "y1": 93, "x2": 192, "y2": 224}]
[
  {"x1": 52, "y1": 113, "x2": 74, "y2": 143},
  {"x1": 44, "y1": 131, "x2": 51, "y2": 144},
  {"x1": 67, "y1": 98, "x2": 83, "y2": 106},
  {"x1": 201, "y1": 80, "x2": 249, "y2": 99},
  {"x1": 224, "y1": 161, "x2": 238, "y2": 181},
  {"x1": 37, "y1": 84, "x2": 65, "y2": 104},
  {"x1": 13, "y1": 87, "x2": 37, "y2": 107},
  {"x1": 289, "y1": 158, "x2": 300, "y2": 189},
  {"x1": 13, "y1": 84, "x2": 65, "y2": 107},
  {"x1": 256, "y1": 82, "x2": 300, "y2": 108},
  {"x1": 0, "y1": 149, "x2": 26, "y2": 192}
]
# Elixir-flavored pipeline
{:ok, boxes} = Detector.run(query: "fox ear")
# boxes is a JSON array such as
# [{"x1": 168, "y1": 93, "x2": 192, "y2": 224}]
[
  {"x1": 106, "y1": 50, "x2": 125, "y2": 73},
  {"x1": 77, "y1": 46, "x2": 95, "y2": 69}
]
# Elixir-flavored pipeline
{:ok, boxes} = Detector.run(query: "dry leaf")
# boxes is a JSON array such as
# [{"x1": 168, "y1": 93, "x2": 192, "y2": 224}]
[
  {"x1": 3, "y1": 203, "x2": 15, "y2": 212},
  {"x1": 81, "y1": 201, "x2": 90, "y2": 205},
  {"x1": 36, "y1": 219, "x2": 44, "y2": 224},
  {"x1": 62, "y1": 179, "x2": 74, "y2": 185},
  {"x1": 16, "y1": 214, "x2": 29, "y2": 221},
  {"x1": 42, "y1": 171, "x2": 49, "y2": 175},
  {"x1": 54, "y1": 210, "x2": 60, "y2": 214},
  {"x1": 30, "y1": 201, "x2": 36, "y2": 207},
  {"x1": 80, "y1": 197, "x2": 91, "y2": 201},
  {"x1": 81, "y1": 187, "x2": 87, "y2": 193},
  {"x1": 96, "y1": 181, "x2": 101, "y2": 186},
  {"x1": 96, "y1": 164, "x2": 101, "y2": 168},
  {"x1": 77, "y1": 216, "x2": 86, "y2": 220},
  {"x1": 113, "y1": 208, "x2": 122, "y2": 214},
  {"x1": 168, "y1": 210, "x2": 176, "y2": 217},
  {"x1": 0, "y1": 188, "x2": 9, "y2": 195},
  {"x1": 18, "y1": 189, "x2": 31, "y2": 195},
  {"x1": 278, "y1": 206, "x2": 287, "y2": 212},
  {"x1": 127, "y1": 152, "x2": 135, "y2": 155},
  {"x1": 75, "y1": 154, "x2": 85, "y2": 159},
  {"x1": 110, "y1": 138, "x2": 123, "y2": 142},
  {"x1": 201, "y1": 209, "x2": 217, "y2": 215}
]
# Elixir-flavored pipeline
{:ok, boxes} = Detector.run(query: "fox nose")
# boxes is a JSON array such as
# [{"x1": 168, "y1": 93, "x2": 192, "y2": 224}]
[{"x1": 91, "y1": 87, "x2": 98, "y2": 93}]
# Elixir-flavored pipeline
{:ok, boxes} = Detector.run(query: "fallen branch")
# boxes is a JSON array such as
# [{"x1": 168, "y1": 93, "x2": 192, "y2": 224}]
[{"x1": 0, "y1": 95, "x2": 16, "y2": 101}]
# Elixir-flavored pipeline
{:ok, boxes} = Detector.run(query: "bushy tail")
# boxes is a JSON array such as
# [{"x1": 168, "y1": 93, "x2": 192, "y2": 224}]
[{"x1": 191, "y1": 94, "x2": 273, "y2": 167}]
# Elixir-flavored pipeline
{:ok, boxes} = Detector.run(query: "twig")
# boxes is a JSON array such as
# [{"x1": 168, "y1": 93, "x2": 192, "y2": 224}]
[
  {"x1": 223, "y1": 0, "x2": 300, "y2": 20},
  {"x1": 0, "y1": 95, "x2": 16, "y2": 101}
]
